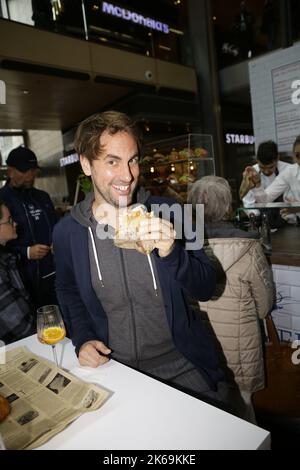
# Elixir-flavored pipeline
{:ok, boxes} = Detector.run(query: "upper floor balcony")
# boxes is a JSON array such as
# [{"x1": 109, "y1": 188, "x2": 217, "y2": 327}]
[{"x1": 0, "y1": 1, "x2": 197, "y2": 130}]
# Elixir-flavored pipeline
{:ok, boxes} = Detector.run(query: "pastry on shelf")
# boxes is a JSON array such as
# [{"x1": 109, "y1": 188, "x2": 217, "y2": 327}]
[
  {"x1": 168, "y1": 149, "x2": 179, "y2": 161},
  {"x1": 153, "y1": 153, "x2": 168, "y2": 163},
  {"x1": 194, "y1": 147, "x2": 208, "y2": 157},
  {"x1": 140, "y1": 155, "x2": 153, "y2": 165},
  {"x1": 178, "y1": 148, "x2": 195, "y2": 159},
  {"x1": 179, "y1": 174, "x2": 197, "y2": 184},
  {"x1": 166, "y1": 174, "x2": 179, "y2": 184}
]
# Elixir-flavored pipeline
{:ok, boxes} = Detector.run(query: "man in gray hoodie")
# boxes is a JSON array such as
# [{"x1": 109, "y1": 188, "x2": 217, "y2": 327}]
[{"x1": 53, "y1": 111, "x2": 238, "y2": 413}]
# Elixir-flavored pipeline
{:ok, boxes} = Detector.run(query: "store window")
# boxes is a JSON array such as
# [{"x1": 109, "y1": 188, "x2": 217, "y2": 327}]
[
  {"x1": 212, "y1": 0, "x2": 281, "y2": 69},
  {"x1": 0, "y1": 0, "x2": 190, "y2": 65},
  {"x1": 0, "y1": 0, "x2": 86, "y2": 40},
  {"x1": 0, "y1": 130, "x2": 25, "y2": 165},
  {"x1": 0, "y1": 0, "x2": 33, "y2": 26},
  {"x1": 85, "y1": 0, "x2": 190, "y2": 64},
  {"x1": 0, "y1": 131, "x2": 25, "y2": 187}
]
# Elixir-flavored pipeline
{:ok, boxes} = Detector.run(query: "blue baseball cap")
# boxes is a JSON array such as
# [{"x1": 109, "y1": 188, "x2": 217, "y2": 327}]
[{"x1": 6, "y1": 146, "x2": 40, "y2": 172}]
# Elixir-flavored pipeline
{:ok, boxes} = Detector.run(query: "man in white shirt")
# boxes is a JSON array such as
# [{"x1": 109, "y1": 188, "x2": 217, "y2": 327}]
[
  {"x1": 240, "y1": 140, "x2": 291, "y2": 227},
  {"x1": 240, "y1": 136, "x2": 300, "y2": 223}
]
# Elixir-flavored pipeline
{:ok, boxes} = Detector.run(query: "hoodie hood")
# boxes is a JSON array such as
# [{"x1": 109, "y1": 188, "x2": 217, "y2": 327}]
[
  {"x1": 71, "y1": 187, "x2": 151, "y2": 227},
  {"x1": 71, "y1": 192, "x2": 94, "y2": 227}
]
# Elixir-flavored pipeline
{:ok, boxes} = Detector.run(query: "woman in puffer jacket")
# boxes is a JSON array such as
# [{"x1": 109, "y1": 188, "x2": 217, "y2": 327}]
[{"x1": 188, "y1": 176, "x2": 275, "y2": 422}]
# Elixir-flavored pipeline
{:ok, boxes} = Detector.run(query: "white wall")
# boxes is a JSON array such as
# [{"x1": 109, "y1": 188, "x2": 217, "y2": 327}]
[
  {"x1": 249, "y1": 43, "x2": 300, "y2": 154},
  {"x1": 271, "y1": 264, "x2": 300, "y2": 342},
  {"x1": 7, "y1": 0, "x2": 33, "y2": 25},
  {"x1": 0, "y1": 0, "x2": 9, "y2": 18},
  {"x1": 27, "y1": 130, "x2": 68, "y2": 205}
]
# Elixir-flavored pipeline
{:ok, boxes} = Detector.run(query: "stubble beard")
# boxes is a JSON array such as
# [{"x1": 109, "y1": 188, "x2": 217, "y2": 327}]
[{"x1": 93, "y1": 182, "x2": 136, "y2": 209}]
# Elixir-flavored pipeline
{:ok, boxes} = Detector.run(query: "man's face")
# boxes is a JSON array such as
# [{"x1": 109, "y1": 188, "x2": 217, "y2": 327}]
[
  {"x1": 7, "y1": 167, "x2": 37, "y2": 189},
  {"x1": 80, "y1": 130, "x2": 139, "y2": 208},
  {"x1": 257, "y1": 159, "x2": 278, "y2": 177},
  {"x1": 0, "y1": 205, "x2": 17, "y2": 244},
  {"x1": 294, "y1": 143, "x2": 300, "y2": 167}
]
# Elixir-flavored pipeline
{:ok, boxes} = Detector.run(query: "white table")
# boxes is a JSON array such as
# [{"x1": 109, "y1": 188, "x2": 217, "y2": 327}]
[{"x1": 6, "y1": 336, "x2": 270, "y2": 450}]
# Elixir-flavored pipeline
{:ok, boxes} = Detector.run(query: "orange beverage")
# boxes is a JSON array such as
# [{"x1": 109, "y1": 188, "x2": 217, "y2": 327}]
[{"x1": 41, "y1": 326, "x2": 66, "y2": 345}]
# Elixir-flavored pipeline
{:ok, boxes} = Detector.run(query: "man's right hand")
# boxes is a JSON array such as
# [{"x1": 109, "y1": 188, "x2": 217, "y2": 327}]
[
  {"x1": 239, "y1": 166, "x2": 261, "y2": 199},
  {"x1": 29, "y1": 244, "x2": 51, "y2": 260},
  {"x1": 78, "y1": 340, "x2": 111, "y2": 368}
]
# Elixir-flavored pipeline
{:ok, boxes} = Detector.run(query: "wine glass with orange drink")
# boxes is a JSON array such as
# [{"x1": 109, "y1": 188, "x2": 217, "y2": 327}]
[{"x1": 37, "y1": 305, "x2": 66, "y2": 367}]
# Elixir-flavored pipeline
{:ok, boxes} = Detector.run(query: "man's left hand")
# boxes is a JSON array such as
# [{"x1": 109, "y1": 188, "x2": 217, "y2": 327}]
[{"x1": 137, "y1": 217, "x2": 176, "y2": 257}]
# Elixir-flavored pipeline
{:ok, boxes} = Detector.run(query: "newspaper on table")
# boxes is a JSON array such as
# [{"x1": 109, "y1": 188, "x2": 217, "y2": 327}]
[{"x1": 0, "y1": 346, "x2": 110, "y2": 450}]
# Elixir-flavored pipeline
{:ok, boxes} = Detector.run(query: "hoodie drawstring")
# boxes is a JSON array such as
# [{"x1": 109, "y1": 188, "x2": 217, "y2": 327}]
[
  {"x1": 147, "y1": 253, "x2": 158, "y2": 296},
  {"x1": 88, "y1": 227, "x2": 104, "y2": 288},
  {"x1": 89, "y1": 227, "x2": 158, "y2": 295}
]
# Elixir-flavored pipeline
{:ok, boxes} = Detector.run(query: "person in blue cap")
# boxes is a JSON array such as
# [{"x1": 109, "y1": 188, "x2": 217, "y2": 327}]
[{"x1": 0, "y1": 146, "x2": 58, "y2": 309}]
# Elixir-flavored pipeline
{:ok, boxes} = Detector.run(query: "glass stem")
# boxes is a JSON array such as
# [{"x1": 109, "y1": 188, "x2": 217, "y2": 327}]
[{"x1": 52, "y1": 345, "x2": 58, "y2": 367}]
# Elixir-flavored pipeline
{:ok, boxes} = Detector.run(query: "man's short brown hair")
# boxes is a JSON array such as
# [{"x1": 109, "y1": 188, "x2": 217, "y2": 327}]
[{"x1": 74, "y1": 111, "x2": 142, "y2": 163}]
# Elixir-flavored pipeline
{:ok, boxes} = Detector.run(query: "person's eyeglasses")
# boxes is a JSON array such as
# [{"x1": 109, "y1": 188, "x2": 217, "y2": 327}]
[{"x1": 0, "y1": 216, "x2": 14, "y2": 226}]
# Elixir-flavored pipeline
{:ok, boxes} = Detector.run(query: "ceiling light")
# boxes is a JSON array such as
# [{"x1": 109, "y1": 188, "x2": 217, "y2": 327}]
[
  {"x1": 158, "y1": 45, "x2": 171, "y2": 51},
  {"x1": 169, "y1": 28, "x2": 184, "y2": 36}
]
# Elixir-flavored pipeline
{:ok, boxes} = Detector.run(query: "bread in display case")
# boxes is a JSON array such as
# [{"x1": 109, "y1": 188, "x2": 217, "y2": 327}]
[{"x1": 140, "y1": 134, "x2": 215, "y2": 202}]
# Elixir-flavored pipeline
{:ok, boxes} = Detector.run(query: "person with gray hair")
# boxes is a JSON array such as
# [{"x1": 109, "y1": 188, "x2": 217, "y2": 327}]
[
  {"x1": 188, "y1": 176, "x2": 232, "y2": 224},
  {"x1": 188, "y1": 175, "x2": 275, "y2": 422}
]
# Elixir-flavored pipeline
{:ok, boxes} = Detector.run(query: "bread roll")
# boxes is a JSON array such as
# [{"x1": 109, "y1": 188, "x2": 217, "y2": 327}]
[
  {"x1": 115, "y1": 205, "x2": 153, "y2": 242},
  {"x1": 114, "y1": 205, "x2": 155, "y2": 253}
]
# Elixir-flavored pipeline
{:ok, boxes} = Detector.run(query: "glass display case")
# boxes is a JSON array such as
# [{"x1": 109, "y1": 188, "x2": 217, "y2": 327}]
[{"x1": 140, "y1": 134, "x2": 215, "y2": 203}]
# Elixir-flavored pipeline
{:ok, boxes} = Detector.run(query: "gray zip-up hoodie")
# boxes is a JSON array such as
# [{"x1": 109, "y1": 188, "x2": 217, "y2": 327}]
[{"x1": 71, "y1": 191, "x2": 182, "y2": 371}]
